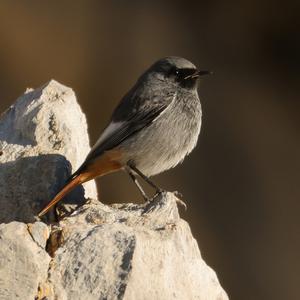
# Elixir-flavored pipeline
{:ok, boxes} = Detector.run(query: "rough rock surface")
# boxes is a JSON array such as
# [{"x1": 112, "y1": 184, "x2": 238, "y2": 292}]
[
  {"x1": 0, "y1": 80, "x2": 97, "y2": 223},
  {"x1": 0, "y1": 222, "x2": 51, "y2": 300},
  {"x1": 47, "y1": 192, "x2": 228, "y2": 300},
  {"x1": 0, "y1": 81, "x2": 228, "y2": 300}
]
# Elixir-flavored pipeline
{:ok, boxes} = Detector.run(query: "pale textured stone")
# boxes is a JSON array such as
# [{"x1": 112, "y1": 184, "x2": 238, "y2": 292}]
[
  {"x1": 0, "y1": 222, "x2": 51, "y2": 300},
  {"x1": 0, "y1": 80, "x2": 97, "y2": 223},
  {"x1": 46, "y1": 192, "x2": 228, "y2": 300},
  {"x1": 27, "y1": 221, "x2": 50, "y2": 249}
]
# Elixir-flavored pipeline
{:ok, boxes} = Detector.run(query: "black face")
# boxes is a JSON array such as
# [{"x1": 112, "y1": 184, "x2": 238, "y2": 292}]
[
  {"x1": 166, "y1": 66, "x2": 198, "y2": 89},
  {"x1": 146, "y1": 58, "x2": 200, "y2": 89}
]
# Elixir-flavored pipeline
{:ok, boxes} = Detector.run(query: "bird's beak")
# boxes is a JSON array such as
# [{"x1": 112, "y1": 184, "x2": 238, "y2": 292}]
[
  {"x1": 193, "y1": 70, "x2": 213, "y2": 78},
  {"x1": 184, "y1": 70, "x2": 213, "y2": 80}
]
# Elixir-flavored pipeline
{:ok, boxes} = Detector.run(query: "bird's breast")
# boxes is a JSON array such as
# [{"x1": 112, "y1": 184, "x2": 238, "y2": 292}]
[{"x1": 120, "y1": 92, "x2": 202, "y2": 176}]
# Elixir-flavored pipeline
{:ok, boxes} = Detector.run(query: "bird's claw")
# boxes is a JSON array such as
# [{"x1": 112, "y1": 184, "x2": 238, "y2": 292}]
[
  {"x1": 173, "y1": 190, "x2": 183, "y2": 198},
  {"x1": 173, "y1": 191, "x2": 187, "y2": 210},
  {"x1": 176, "y1": 198, "x2": 187, "y2": 210}
]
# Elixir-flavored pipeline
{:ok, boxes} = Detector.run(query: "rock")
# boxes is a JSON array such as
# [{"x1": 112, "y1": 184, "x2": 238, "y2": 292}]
[
  {"x1": 27, "y1": 221, "x2": 50, "y2": 249},
  {"x1": 46, "y1": 192, "x2": 228, "y2": 300},
  {"x1": 0, "y1": 222, "x2": 51, "y2": 300},
  {"x1": 0, "y1": 80, "x2": 97, "y2": 223},
  {"x1": 0, "y1": 81, "x2": 228, "y2": 300},
  {"x1": 0, "y1": 194, "x2": 228, "y2": 300}
]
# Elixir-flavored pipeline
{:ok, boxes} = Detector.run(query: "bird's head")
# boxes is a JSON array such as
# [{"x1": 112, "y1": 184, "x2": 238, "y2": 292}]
[{"x1": 142, "y1": 56, "x2": 210, "y2": 91}]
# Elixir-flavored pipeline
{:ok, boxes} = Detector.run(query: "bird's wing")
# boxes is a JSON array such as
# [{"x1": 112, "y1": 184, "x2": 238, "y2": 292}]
[
  {"x1": 87, "y1": 104, "x2": 167, "y2": 161},
  {"x1": 71, "y1": 90, "x2": 175, "y2": 177}
]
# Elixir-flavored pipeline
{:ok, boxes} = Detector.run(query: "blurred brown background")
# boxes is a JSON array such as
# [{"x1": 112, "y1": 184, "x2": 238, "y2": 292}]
[{"x1": 0, "y1": 1, "x2": 299, "y2": 299}]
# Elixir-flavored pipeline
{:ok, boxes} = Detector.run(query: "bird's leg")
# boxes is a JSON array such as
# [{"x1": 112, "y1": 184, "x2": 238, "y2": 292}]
[
  {"x1": 126, "y1": 167, "x2": 150, "y2": 202},
  {"x1": 127, "y1": 161, "x2": 162, "y2": 195}
]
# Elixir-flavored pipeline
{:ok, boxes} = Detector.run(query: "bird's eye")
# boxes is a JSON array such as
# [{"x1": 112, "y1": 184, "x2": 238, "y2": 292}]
[
  {"x1": 166, "y1": 68, "x2": 186, "y2": 80},
  {"x1": 174, "y1": 69, "x2": 182, "y2": 78}
]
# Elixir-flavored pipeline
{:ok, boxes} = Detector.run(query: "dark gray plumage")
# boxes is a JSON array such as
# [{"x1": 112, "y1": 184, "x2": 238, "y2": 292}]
[
  {"x1": 86, "y1": 56, "x2": 202, "y2": 176},
  {"x1": 38, "y1": 56, "x2": 206, "y2": 216}
]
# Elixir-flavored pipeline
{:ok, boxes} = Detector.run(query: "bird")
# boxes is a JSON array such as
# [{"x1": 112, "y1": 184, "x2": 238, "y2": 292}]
[{"x1": 38, "y1": 56, "x2": 210, "y2": 217}]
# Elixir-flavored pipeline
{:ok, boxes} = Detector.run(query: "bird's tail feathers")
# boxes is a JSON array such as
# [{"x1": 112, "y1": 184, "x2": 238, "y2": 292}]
[{"x1": 38, "y1": 174, "x2": 84, "y2": 217}]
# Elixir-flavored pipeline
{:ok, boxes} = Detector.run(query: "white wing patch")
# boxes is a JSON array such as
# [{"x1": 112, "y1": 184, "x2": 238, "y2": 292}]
[
  {"x1": 89, "y1": 95, "x2": 176, "y2": 155},
  {"x1": 90, "y1": 121, "x2": 124, "y2": 152}
]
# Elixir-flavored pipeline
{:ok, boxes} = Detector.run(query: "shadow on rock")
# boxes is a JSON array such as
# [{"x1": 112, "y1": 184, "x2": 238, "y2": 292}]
[{"x1": 0, "y1": 153, "x2": 86, "y2": 223}]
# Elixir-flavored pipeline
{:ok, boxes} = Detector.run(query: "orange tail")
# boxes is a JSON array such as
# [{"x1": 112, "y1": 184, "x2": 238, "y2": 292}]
[
  {"x1": 38, "y1": 150, "x2": 123, "y2": 217},
  {"x1": 38, "y1": 174, "x2": 84, "y2": 217}
]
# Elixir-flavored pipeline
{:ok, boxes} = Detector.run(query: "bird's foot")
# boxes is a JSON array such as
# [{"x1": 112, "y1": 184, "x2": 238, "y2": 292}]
[
  {"x1": 153, "y1": 188, "x2": 165, "y2": 198},
  {"x1": 143, "y1": 188, "x2": 165, "y2": 203},
  {"x1": 173, "y1": 190, "x2": 183, "y2": 198},
  {"x1": 142, "y1": 194, "x2": 152, "y2": 202}
]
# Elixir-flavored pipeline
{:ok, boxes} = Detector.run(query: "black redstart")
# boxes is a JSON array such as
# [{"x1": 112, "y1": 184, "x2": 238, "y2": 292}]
[{"x1": 38, "y1": 56, "x2": 209, "y2": 217}]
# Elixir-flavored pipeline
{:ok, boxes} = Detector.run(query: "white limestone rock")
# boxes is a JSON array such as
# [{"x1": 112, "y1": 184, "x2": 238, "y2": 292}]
[
  {"x1": 27, "y1": 221, "x2": 50, "y2": 249},
  {"x1": 0, "y1": 222, "x2": 51, "y2": 300},
  {"x1": 46, "y1": 192, "x2": 228, "y2": 300},
  {"x1": 0, "y1": 80, "x2": 97, "y2": 223}
]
